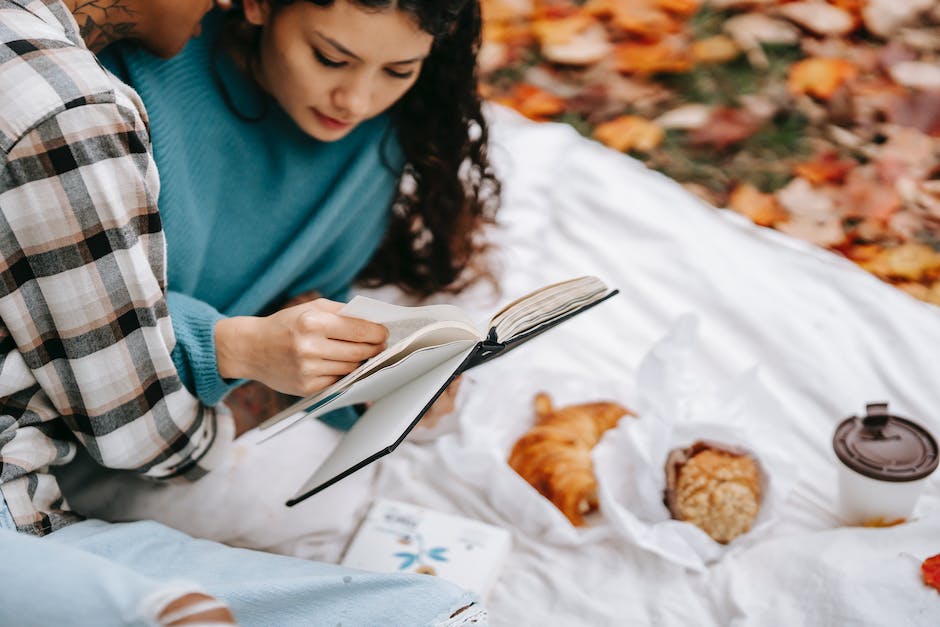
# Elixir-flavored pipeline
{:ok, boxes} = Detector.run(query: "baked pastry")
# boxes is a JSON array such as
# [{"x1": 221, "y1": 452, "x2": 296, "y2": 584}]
[
  {"x1": 664, "y1": 440, "x2": 762, "y2": 543},
  {"x1": 509, "y1": 392, "x2": 634, "y2": 526}
]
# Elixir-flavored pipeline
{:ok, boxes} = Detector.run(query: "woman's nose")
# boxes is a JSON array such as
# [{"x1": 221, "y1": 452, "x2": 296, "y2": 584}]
[{"x1": 333, "y1": 79, "x2": 370, "y2": 118}]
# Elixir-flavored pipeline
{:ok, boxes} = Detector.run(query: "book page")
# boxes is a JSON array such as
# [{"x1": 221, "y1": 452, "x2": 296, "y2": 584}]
[
  {"x1": 487, "y1": 276, "x2": 609, "y2": 342},
  {"x1": 342, "y1": 296, "x2": 480, "y2": 345}
]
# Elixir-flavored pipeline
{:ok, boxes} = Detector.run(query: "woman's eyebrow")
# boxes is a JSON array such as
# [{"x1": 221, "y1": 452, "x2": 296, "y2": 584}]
[{"x1": 315, "y1": 31, "x2": 426, "y2": 65}]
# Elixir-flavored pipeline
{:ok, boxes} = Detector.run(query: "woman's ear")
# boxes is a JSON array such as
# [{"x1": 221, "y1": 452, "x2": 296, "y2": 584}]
[{"x1": 241, "y1": 0, "x2": 270, "y2": 26}]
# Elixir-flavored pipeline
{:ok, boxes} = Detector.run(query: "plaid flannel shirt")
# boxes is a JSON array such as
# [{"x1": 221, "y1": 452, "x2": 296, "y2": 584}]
[{"x1": 0, "y1": 0, "x2": 232, "y2": 536}]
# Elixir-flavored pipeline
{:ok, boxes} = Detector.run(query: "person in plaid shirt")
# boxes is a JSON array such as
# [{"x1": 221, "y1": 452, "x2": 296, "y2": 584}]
[
  {"x1": 0, "y1": 0, "x2": 239, "y2": 537},
  {"x1": 0, "y1": 0, "x2": 486, "y2": 624}
]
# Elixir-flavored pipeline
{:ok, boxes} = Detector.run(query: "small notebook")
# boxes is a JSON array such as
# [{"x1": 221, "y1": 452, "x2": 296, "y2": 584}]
[
  {"x1": 340, "y1": 498, "x2": 512, "y2": 599},
  {"x1": 257, "y1": 276, "x2": 619, "y2": 506}
]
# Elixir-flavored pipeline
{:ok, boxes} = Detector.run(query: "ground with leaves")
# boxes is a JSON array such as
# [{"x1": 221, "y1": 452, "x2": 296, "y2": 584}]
[{"x1": 479, "y1": 0, "x2": 940, "y2": 305}]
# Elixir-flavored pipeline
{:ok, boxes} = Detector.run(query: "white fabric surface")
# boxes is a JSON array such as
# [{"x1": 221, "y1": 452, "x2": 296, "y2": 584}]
[{"x1": 67, "y1": 105, "x2": 940, "y2": 626}]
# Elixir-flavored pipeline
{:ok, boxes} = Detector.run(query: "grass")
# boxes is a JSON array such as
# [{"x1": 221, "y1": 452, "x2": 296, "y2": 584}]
[
  {"x1": 644, "y1": 41, "x2": 811, "y2": 196},
  {"x1": 657, "y1": 43, "x2": 804, "y2": 107}
]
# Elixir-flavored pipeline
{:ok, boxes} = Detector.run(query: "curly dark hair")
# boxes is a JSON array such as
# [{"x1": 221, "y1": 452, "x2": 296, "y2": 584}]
[{"x1": 225, "y1": 0, "x2": 500, "y2": 297}]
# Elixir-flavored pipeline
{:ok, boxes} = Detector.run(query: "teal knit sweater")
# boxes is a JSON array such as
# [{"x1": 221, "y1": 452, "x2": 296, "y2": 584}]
[{"x1": 101, "y1": 12, "x2": 404, "y2": 418}]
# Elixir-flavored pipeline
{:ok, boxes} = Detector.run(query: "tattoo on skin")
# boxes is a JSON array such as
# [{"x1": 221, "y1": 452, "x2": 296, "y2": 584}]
[{"x1": 72, "y1": 0, "x2": 139, "y2": 52}]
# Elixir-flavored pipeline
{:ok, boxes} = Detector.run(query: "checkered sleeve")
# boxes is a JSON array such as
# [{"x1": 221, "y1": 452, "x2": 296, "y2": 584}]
[{"x1": 0, "y1": 98, "x2": 233, "y2": 482}]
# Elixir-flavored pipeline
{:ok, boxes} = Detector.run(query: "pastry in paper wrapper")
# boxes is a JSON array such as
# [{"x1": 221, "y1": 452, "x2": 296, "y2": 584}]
[
  {"x1": 509, "y1": 392, "x2": 634, "y2": 526},
  {"x1": 664, "y1": 440, "x2": 762, "y2": 543}
]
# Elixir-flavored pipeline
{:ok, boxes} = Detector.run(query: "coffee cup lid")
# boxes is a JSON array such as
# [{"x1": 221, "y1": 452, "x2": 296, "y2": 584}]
[{"x1": 833, "y1": 402, "x2": 938, "y2": 482}]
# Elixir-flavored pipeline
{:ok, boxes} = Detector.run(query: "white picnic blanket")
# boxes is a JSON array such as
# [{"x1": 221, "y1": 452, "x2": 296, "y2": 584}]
[{"x1": 67, "y1": 105, "x2": 940, "y2": 626}]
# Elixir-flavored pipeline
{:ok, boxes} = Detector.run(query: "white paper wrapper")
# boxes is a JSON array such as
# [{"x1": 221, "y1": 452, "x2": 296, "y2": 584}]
[
  {"x1": 438, "y1": 367, "x2": 637, "y2": 547},
  {"x1": 595, "y1": 314, "x2": 798, "y2": 571},
  {"x1": 438, "y1": 314, "x2": 797, "y2": 569}
]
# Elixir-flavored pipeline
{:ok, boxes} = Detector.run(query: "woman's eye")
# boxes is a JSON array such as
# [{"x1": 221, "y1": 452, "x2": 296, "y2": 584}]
[
  {"x1": 314, "y1": 49, "x2": 346, "y2": 68},
  {"x1": 385, "y1": 68, "x2": 415, "y2": 80}
]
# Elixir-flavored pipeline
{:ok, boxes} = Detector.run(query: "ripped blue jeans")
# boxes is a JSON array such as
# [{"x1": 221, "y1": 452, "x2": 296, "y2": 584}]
[
  {"x1": 1, "y1": 491, "x2": 218, "y2": 626},
  {"x1": 0, "y1": 491, "x2": 481, "y2": 626}
]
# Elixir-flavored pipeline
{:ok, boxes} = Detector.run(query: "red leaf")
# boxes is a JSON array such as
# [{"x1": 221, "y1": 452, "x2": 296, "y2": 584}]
[
  {"x1": 923, "y1": 554, "x2": 940, "y2": 594},
  {"x1": 688, "y1": 108, "x2": 762, "y2": 150},
  {"x1": 885, "y1": 89, "x2": 940, "y2": 137}
]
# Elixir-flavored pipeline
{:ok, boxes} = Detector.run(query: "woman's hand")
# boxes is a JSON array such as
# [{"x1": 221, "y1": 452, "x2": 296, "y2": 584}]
[
  {"x1": 215, "y1": 298, "x2": 387, "y2": 398},
  {"x1": 419, "y1": 376, "x2": 462, "y2": 429}
]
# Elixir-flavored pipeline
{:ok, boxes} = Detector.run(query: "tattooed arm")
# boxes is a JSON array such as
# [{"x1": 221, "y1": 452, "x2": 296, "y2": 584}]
[
  {"x1": 63, "y1": 1, "x2": 233, "y2": 54},
  {"x1": 66, "y1": 0, "x2": 139, "y2": 53}
]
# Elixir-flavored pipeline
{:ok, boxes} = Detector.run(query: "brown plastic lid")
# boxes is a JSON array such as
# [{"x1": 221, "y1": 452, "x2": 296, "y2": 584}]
[{"x1": 833, "y1": 402, "x2": 938, "y2": 482}]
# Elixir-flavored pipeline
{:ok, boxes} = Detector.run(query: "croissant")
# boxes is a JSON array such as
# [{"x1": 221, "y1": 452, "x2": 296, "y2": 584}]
[{"x1": 508, "y1": 392, "x2": 634, "y2": 526}]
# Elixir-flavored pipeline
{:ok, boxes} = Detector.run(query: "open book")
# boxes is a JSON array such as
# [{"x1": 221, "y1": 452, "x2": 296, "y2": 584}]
[{"x1": 258, "y1": 275, "x2": 618, "y2": 506}]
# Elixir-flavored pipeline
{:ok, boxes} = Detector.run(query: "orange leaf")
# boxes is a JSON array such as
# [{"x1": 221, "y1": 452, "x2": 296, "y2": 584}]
[
  {"x1": 482, "y1": 20, "x2": 534, "y2": 45},
  {"x1": 688, "y1": 107, "x2": 762, "y2": 150},
  {"x1": 923, "y1": 554, "x2": 940, "y2": 594},
  {"x1": 593, "y1": 115, "x2": 665, "y2": 152},
  {"x1": 793, "y1": 151, "x2": 856, "y2": 185},
  {"x1": 532, "y1": 13, "x2": 594, "y2": 46},
  {"x1": 836, "y1": 243, "x2": 883, "y2": 263},
  {"x1": 827, "y1": 0, "x2": 865, "y2": 20},
  {"x1": 655, "y1": 0, "x2": 702, "y2": 17},
  {"x1": 533, "y1": 2, "x2": 581, "y2": 20},
  {"x1": 613, "y1": 37, "x2": 692, "y2": 74},
  {"x1": 499, "y1": 84, "x2": 567, "y2": 121},
  {"x1": 728, "y1": 183, "x2": 789, "y2": 227},
  {"x1": 691, "y1": 35, "x2": 741, "y2": 65},
  {"x1": 586, "y1": 0, "x2": 680, "y2": 36},
  {"x1": 787, "y1": 57, "x2": 858, "y2": 100}
]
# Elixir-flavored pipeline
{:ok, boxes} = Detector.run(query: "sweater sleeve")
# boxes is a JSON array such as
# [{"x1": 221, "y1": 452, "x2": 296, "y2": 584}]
[{"x1": 167, "y1": 291, "x2": 243, "y2": 406}]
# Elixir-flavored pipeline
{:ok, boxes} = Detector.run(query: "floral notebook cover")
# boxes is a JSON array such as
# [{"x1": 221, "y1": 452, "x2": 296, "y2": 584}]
[{"x1": 340, "y1": 498, "x2": 512, "y2": 599}]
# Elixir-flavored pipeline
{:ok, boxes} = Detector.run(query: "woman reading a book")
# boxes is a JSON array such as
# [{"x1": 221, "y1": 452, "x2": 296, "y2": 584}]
[
  {"x1": 97, "y1": 0, "x2": 499, "y2": 432},
  {"x1": 57, "y1": 0, "x2": 498, "y2": 604}
]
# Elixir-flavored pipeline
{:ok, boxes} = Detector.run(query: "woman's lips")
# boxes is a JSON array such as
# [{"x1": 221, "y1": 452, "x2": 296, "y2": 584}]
[{"x1": 312, "y1": 108, "x2": 352, "y2": 130}]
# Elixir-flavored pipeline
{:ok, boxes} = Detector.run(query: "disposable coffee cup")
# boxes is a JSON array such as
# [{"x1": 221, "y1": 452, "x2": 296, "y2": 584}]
[{"x1": 833, "y1": 402, "x2": 938, "y2": 526}]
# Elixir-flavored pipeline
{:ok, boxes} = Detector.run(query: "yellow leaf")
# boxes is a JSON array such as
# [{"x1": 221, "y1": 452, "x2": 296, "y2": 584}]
[
  {"x1": 859, "y1": 243, "x2": 940, "y2": 282},
  {"x1": 787, "y1": 57, "x2": 858, "y2": 100},
  {"x1": 593, "y1": 115, "x2": 665, "y2": 152},
  {"x1": 691, "y1": 35, "x2": 741, "y2": 65}
]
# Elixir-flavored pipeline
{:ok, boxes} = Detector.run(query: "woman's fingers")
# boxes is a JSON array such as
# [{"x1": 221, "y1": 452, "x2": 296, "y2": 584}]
[
  {"x1": 302, "y1": 358, "x2": 362, "y2": 378},
  {"x1": 311, "y1": 337, "x2": 387, "y2": 364},
  {"x1": 331, "y1": 316, "x2": 388, "y2": 344},
  {"x1": 295, "y1": 302, "x2": 388, "y2": 345},
  {"x1": 234, "y1": 297, "x2": 391, "y2": 398},
  {"x1": 296, "y1": 375, "x2": 343, "y2": 397}
]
